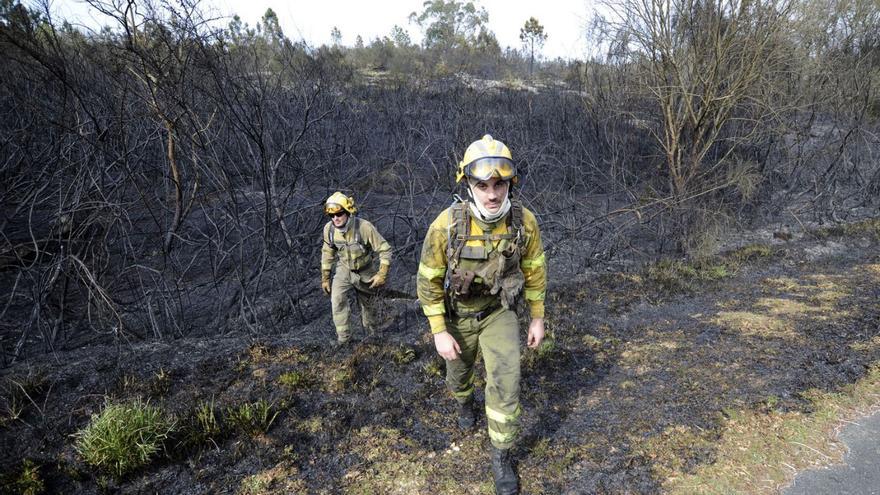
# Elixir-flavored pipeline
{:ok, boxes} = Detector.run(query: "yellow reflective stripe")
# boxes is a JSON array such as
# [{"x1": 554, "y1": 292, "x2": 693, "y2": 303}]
[
  {"x1": 524, "y1": 288, "x2": 545, "y2": 301},
  {"x1": 453, "y1": 386, "x2": 474, "y2": 399},
  {"x1": 418, "y1": 262, "x2": 446, "y2": 280},
  {"x1": 521, "y1": 253, "x2": 545, "y2": 269},
  {"x1": 488, "y1": 427, "x2": 517, "y2": 444},
  {"x1": 422, "y1": 302, "x2": 446, "y2": 316},
  {"x1": 485, "y1": 404, "x2": 521, "y2": 424}
]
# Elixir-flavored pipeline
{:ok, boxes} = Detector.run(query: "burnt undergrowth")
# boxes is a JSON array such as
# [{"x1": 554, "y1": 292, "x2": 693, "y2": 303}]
[{"x1": 1, "y1": 227, "x2": 878, "y2": 494}]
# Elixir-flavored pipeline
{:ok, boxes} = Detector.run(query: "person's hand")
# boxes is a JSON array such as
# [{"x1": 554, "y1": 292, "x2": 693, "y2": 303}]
[
  {"x1": 527, "y1": 318, "x2": 545, "y2": 349},
  {"x1": 368, "y1": 263, "x2": 389, "y2": 289},
  {"x1": 321, "y1": 270, "x2": 331, "y2": 296},
  {"x1": 433, "y1": 331, "x2": 461, "y2": 361}
]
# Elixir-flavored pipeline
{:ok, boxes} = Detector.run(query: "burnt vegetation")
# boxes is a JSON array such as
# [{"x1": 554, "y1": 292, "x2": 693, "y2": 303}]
[{"x1": 1, "y1": 0, "x2": 879, "y2": 493}]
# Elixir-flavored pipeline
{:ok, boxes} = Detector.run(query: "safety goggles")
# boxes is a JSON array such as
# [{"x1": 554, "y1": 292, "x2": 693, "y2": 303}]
[
  {"x1": 325, "y1": 204, "x2": 344, "y2": 216},
  {"x1": 462, "y1": 156, "x2": 516, "y2": 182},
  {"x1": 328, "y1": 210, "x2": 347, "y2": 218}
]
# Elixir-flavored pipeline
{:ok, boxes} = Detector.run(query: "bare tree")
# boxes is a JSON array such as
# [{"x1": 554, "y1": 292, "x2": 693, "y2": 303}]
[{"x1": 597, "y1": 0, "x2": 795, "y2": 249}]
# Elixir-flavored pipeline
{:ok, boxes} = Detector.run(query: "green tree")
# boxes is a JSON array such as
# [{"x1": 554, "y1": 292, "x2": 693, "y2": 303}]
[
  {"x1": 330, "y1": 26, "x2": 342, "y2": 46},
  {"x1": 390, "y1": 24, "x2": 411, "y2": 47},
  {"x1": 519, "y1": 16, "x2": 547, "y2": 78},
  {"x1": 409, "y1": 0, "x2": 489, "y2": 51}
]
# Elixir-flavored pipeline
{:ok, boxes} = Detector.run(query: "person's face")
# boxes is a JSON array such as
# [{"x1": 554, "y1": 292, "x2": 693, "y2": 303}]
[
  {"x1": 330, "y1": 211, "x2": 349, "y2": 228},
  {"x1": 470, "y1": 177, "x2": 509, "y2": 213}
]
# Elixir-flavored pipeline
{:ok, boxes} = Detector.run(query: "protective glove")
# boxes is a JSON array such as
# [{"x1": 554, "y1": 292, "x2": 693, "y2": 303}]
[
  {"x1": 321, "y1": 270, "x2": 331, "y2": 296},
  {"x1": 368, "y1": 263, "x2": 389, "y2": 289}
]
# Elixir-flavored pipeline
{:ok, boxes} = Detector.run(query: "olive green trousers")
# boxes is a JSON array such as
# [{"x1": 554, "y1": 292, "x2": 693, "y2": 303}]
[
  {"x1": 446, "y1": 307, "x2": 521, "y2": 449},
  {"x1": 330, "y1": 264, "x2": 379, "y2": 342}
]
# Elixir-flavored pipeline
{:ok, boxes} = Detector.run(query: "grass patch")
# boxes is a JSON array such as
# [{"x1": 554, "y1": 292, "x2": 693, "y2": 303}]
[
  {"x1": 237, "y1": 462, "x2": 307, "y2": 494},
  {"x1": 1, "y1": 459, "x2": 45, "y2": 495},
  {"x1": 646, "y1": 259, "x2": 731, "y2": 294},
  {"x1": 523, "y1": 332, "x2": 557, "y2": 369},
  {"x1": 277, "y1": 370, "x2": 314, "y2": 390},
  {"x1": 726, "y1": 243, "x2": 773, "y2": 264},
  {"x1": 814, "y1": 218, "x2": 880, "y2": 239},
  {"x1": 225, "y1": 399, "x2": 279, "y2": 436},
  {"x1": 342, "y1": 426, "x2": 429, "y2": 494},
  {"x1": 175, "y1": 398, "x2": 224, "y2": 450},
  {"x1": 0, "y1": 372, "x2": 47, "y2": 427},
  {"x1": 661, "y1": 363, "x2": 880, "y2": 494},
  {"x1": 422, "y1": 355, "x2": 444, "y2": 379},
  {"x1": 391, "y1": 344, "x2": 418, "y2": 365},
  {"x1": 74, "y1": 398, "x2": 176, "y2": 478}
]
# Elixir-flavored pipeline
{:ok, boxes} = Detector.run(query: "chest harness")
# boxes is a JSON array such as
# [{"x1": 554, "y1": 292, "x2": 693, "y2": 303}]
[
  {"x1": 327, "y1": 217, "x2": 371, "y2": 272},
  {"x1": 444, "y1": 199, "x2": 526, "y2": 318}
]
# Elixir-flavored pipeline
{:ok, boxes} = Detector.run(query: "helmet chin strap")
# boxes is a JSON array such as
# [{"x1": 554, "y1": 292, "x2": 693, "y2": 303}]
[{"x1": 466, "y1": 182, "x2": 512, "y2": 223}]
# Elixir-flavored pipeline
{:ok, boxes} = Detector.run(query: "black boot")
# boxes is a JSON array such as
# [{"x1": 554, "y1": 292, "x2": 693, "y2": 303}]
[
  {"x1": 457, "y1": 398, "x2": 476, "y2": 430},
  {"x1": 491, "y1": 445, "x2": 518, "y2": 495}
]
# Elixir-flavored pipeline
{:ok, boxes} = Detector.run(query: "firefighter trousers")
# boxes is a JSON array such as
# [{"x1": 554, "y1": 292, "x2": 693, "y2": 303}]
[
  {"x1": 330, "y1": 264, "x2": 379, "y2": 342},
  {"x1": 446, "y1": 307, "x2": 521, "y2": 449}
]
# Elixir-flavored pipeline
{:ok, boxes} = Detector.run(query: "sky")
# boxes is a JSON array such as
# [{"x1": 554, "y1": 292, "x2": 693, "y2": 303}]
[{"x1": 50, "y1": 0, "x2": 598, "y2": 60}]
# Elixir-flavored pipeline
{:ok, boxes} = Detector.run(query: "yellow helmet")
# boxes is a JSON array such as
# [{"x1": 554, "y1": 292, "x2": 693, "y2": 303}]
[
  {"x1": 324, "y1": 191, "x2": 357, "y2": 215},
  {"x1": 456, "y1": 134, "x2": 517, "y2": 184}
]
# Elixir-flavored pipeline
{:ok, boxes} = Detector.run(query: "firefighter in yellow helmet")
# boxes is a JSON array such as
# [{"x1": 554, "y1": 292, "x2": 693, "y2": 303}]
[
  {"x1": 321, "y1": 192, "x2": 392, "y2": 345},
  {"x1": 417, "y1": 135, "x2": 546, "y2": 494}
]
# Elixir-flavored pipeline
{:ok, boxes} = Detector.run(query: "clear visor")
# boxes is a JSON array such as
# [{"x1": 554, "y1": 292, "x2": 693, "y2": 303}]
[{"x1": 463, "y1": 156, "x2": 516, "y2": 181}]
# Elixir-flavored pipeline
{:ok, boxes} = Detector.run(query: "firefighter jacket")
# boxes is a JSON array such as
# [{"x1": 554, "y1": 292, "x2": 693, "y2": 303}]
[
  {"x1": 417, "y1": 201, "x2": 546, "y2": 334},
  {"x1": 321, "y1": 217, "x2": 391, "y2": 274}
]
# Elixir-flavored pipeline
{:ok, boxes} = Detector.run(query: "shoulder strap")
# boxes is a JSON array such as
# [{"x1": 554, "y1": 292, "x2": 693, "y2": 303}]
[
  {"x1": 509, "y1": 200, "x2": 524, "y2": 248},
  {"x1": 353, "y1": 217, "x2": 360, "y2": 245},
  {"x1": 446, "y1": 201, "x2": 469, "y2": 270},
  {"x1": 324, "y1": 222, "x2": 337, "y2": 249},
  {"x1": 328, "y1": 217, "x2": 361, "y2": 247}
]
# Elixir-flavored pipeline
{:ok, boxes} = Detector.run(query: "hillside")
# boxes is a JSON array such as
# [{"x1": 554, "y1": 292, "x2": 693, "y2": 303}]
[{"x1": 2, "y1": 221, "x2": 878, "y2": 494}]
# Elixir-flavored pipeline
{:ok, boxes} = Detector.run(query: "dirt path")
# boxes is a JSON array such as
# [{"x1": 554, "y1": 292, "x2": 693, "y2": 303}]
[{"x1": 1, "y1": 226, "x2": 878, "y2": 494}]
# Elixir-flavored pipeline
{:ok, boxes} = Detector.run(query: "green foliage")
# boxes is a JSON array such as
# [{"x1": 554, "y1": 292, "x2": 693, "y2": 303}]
[
  {"x1": 277, "y1": 370, "x2": 313, "y2": 390},
  {"x1": 727, "y1": 244, "x2": 773, "y2": 263},
  {"x1": 520, "y1": 16, "x2": 547, "y2": 76},
  {"x1": 177, "y1": 398, "x2": 223, "y2": 450},
  {"x1": 2, "y1": 459, "x2": 44, "y2": 495},
  {"x1": 645, "y1": 258, "x2": 731, "y2": 294},
  {"x1": 423, "y1": 355, "x2": 444, "y2": 378},
  {"x1": 391, "y1": 344, "x2": 418, "y2": 364},
  {"x1": 225, "y1": 399, "x2": 279, "y2": 436},
  {"x1": 74, "y1": 399, "x2": 175, "y2": 478},
  {"x1": 409, "y1": 0, "x2": 489, "y2": 50},
  {"x1": 238, "y1": 473, "x2": 270, "y2": 494}
]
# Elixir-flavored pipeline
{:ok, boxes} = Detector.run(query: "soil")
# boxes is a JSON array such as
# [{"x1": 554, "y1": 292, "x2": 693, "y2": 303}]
[{"x1": 1, "y1": 224, "x2": 878, "y2": 494}]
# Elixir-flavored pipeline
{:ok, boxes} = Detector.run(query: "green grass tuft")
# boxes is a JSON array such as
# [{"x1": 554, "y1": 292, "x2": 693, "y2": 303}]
[
  {"x1": 277, "y1": 370, "x2": 313, "y2": 390},
  {"x1": 645, "y1": 258, "x2": 731, "y2": 294},
  {"x1": 74, "y1": 399, "x2": 176, "y2": 478},
  {"x1": 391, "y1": 344, "x2": 418, "y2": 364},
  {"x1": 2, "y1": 459, "x2": 45, "y2": 495},
  {"x1": 727, "y1": 244, "x2": 773, "y2": 263},
  {"x1": 225, "y1": 399, "x2": 279, "y2": 436}
]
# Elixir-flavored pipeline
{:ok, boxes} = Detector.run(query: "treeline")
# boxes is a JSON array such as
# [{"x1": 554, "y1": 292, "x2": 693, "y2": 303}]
[{"x1": 0, "y1": 0, "x2": 878, "y2": 363}]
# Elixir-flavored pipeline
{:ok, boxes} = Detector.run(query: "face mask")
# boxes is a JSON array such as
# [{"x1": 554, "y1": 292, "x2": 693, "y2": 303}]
[{"x1": 467, "y1": 179, "x2": 511, "y2": 223}]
